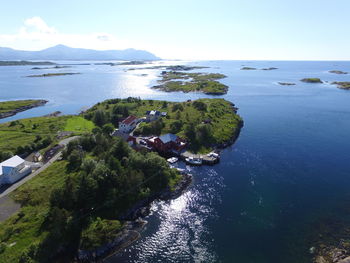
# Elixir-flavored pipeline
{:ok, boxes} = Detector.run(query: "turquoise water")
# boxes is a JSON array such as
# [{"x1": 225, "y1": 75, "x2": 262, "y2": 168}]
[{"x1": 1, "y1": 61, "x2": 350, "y2": 262}]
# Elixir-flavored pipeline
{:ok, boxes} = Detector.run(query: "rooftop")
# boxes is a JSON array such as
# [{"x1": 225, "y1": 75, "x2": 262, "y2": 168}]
[
  {"x1": 146, "y1": 110, "x2": 161, "y2": 116},
  {"x1": 159, "y1": 133, "x2": 178, "y2": 144},
  {"x1": 122, "y1": 115, "x2": 138, "y2": 125},
  {"x1": 1, "y1": 155, "x2": 25, "y2": 168}
]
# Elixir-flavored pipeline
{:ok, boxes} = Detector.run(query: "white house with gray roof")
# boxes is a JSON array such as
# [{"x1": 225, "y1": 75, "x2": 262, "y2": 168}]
[{"x1": 0, "y1": 155, "x2": 32, "y2": 185}]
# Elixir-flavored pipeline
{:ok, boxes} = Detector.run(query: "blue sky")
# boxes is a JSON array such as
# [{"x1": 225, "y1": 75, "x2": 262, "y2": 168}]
[{"x1": 1, "y1": 0, "x2": 350, "y2": 60}]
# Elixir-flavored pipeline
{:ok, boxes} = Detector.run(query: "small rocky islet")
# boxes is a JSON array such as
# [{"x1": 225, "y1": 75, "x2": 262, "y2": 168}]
[
  {"x1": 332, "y1": 82, "x2": 350, "y2": 90},
  {"x1": 329, "y1": 70, "x2": 348, "y2": 75},
  {"x1": 300, "y1": 78, "x2": 323, "y2": 83},
  {"x1": 241, "y1": 66, "x2": 278, "y2": 70}
]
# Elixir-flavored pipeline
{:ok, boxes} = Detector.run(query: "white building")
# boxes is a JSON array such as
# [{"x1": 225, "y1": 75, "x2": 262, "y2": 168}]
[
  {"x1": 118, "y1": 115, "x2": 138, "y2": 133},
  {"x1": 145, "y1": 110, "x2": 167, "y2": 122},
  {"x1": 0, "y1": 155, "x2": 32, "y2": 185}
]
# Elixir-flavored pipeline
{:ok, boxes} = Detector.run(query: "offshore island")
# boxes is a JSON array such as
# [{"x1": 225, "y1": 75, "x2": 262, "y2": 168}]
[
  {"x1": 0, "y1": 97, "x2": 242, "y2": 262},
  {"x1": 26, "y1": 73, "x2": 81, "y2": 78},
  {"x1": 152, "y1": 71, "x2": 229, "y2": 95}
]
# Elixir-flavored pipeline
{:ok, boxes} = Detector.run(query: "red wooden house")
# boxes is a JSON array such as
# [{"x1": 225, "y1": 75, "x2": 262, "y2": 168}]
[{"x1": 147, "y1": 133, "x2": 186, "y2": 153}]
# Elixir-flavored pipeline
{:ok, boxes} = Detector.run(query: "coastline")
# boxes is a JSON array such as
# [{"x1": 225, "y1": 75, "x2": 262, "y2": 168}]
[
  {"x1": 0, "y1": 100, "x2": 48, "y2": 120},
  {"x1": 76, "y1": 173, "x2": 193, "y2": 262}
]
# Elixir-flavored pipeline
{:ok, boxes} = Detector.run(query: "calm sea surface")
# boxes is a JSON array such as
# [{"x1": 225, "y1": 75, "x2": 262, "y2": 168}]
[{"x1": 1, "y1": 60, "x2": 350, "y2": 262}]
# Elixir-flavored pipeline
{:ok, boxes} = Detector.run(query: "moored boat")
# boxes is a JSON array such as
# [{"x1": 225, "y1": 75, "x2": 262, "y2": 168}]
[
  {"x1": 185, "y1": 157, "x2": 202, "y2": 165},
  {"x1": 167, "y1": 157, "x2": 178, "y2": 164}
]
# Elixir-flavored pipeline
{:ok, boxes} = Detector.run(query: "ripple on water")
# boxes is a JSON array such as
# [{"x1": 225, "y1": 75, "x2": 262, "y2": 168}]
[{"x1": 110, "y1": 168, "x2": 224, "y2": 263}]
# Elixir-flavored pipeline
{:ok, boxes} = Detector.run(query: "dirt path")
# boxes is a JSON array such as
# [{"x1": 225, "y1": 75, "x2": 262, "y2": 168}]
[{"x1": 0, "y1": 196, "x2": 21, "y2": 222}]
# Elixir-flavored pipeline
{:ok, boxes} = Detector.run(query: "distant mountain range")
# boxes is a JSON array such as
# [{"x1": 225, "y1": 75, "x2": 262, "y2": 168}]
[{"x1": 0, "y1": 44, "x2": 160, "y2": 61}]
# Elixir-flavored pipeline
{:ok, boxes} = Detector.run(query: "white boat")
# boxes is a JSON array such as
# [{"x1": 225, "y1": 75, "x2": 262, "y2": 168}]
[
  {"x1": 167, "y1": 157, "x2": 178, "y2": 164},
  {"x1": 207, "y1": 152, "x2": 219, "y2": 158},
  {"x1": 185, "y1": 157, "x2": 202, "y2": 165}
]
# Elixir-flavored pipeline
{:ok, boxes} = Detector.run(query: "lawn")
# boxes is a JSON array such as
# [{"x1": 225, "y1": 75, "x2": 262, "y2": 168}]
[
  {"x1": 0, "y1": 115, "x2": 95, "y2": 156},
  {"x1": 0, "y1": 161, "x2": 70, "y2": 262},
  {"x1": 64, "y1": 116, "x2": 95, "y2": 133},
  {"x1": 0, "y1": 116, "x2": 69, "y2": 153}
]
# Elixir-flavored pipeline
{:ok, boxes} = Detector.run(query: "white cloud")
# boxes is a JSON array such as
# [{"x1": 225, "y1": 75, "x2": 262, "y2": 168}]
[
  {"x1": 22, "y1": 16, "x2": 57, "y2": 34},
  {"x1": 0, "y1": 16, "x2": 136, "y2": 51}
]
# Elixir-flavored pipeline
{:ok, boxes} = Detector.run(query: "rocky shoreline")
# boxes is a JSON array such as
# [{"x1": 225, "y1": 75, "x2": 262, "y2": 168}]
[
  {"x1": 75, "y1": 173, "x2": 193, "y2": 262},
  {"x1": 314, "y1": 244, "x2": 350, "y2": 263},
  {"x1": 0, "y1": 99, "x2": 48, "y2": 119}
]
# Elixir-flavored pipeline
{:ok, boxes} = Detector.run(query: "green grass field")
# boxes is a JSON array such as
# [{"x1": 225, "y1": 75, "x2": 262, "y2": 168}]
[
  {"x1": 0, "y1": 161, "x2": 70, "y2": 262},
  {"x1": 64, "y1": 116, "x2": 95, "y2": 133},
  {"x1": 0, "y1": 115, "x2": 95, "y2": 154}
]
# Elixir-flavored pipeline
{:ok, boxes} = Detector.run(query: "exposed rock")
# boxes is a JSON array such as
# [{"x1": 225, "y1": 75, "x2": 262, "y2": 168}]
[
  {"x1": 315, "y1": 256, "x2": 327, "y2": 263},
  {"x1": 278, "y1": 82, "x2": 296, "y2": 86},
  {"x1": 262, "y1": 67, "x2": 278, "y2": 70},
  {"x1": 338, "y1": 256, "x2": 350, "y2": 263},
  {"x1": 43, "y1": 111, "x2": 61, "y2": 117}
]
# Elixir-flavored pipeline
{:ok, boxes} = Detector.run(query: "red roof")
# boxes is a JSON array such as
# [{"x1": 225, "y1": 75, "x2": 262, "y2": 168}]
[{"x1": 122, "y1": 115, "x2": 137, "y2": 125}]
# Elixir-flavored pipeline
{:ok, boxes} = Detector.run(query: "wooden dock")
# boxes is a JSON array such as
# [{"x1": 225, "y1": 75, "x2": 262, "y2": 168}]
[{"x1": 180, "y1": 151, "x2": 219, "y2": 165}]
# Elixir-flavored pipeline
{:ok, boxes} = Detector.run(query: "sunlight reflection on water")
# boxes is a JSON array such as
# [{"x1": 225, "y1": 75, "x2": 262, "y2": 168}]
[{"x1": 113, "y1": 168, "x2": 222, "y2": 263}]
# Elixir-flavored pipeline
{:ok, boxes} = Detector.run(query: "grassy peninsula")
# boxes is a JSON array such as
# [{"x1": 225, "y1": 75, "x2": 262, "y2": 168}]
[
  {"x1": 85, "y1": 97, "x2": 242, "y2": 153},
  {"x1": 0, "y1": 100, "x2": 47, "y2": 119},
  {"x1": 152, "y1": 71, "x2": 229, "y2": 95}
]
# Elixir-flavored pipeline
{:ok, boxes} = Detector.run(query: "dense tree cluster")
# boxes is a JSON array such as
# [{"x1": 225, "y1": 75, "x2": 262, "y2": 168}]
[{"x1": 23, "y1": 129, "x2": 179, "y2": 262}]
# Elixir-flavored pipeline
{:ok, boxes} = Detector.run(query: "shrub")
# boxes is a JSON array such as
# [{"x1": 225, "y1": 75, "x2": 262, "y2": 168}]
[
  {"x1": 192, "y1": 101, "x2": 207, "y2": 111},
  {"x1": 172, "y1": 103, "x2": 184, "y2": 112}
]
